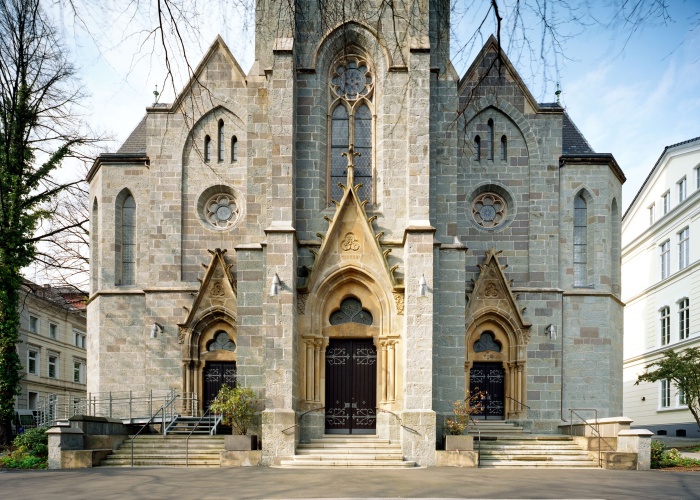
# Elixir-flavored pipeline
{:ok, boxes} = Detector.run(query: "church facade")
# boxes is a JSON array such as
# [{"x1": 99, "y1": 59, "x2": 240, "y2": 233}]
[{"x1": 87, "y1": 2, "x2": 625, "y2": 466}]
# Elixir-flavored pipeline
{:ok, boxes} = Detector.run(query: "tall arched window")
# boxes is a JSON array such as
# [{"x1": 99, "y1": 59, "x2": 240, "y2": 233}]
[
  {"x1": 231, "y1": 136, "x2": 238, "y2": 162},
  {"x1": 217, "y1": 120, "x2": 224, "y2": 161},
  {"x1": 122, "y1": 195, "x2": 136, "y2": 285},
  {"x1": 329, "y1": 55, "x2": 373, "y2": 203},
  {"x1": 487, "y1": 119, "x2": 494, "y2": 160},
  {"x1": 91, "y1": 199, "x2": 99, "y2": 293},
  {"x1": 500, "y1": 135, "x2": 507, "y2": 161},
  {"x1": 573, "y1": 194, "x2": 587, "y2": 287},
  {"x1": 204, "y1": 135, "x2": 211, "y2": 162},
  {"x1": 474, "y1": 135, "x2": 481, "y2": 161}
]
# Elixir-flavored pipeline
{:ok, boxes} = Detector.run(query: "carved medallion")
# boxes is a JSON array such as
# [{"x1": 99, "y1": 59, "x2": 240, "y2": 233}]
[
  {"x1": 484, "y1": 282, "x2": 500, "y2": 298},
  {"x1": 341, "y1": 232, "x2": 361, "y2": 252},
  {"x1": 211, "y1": 281, "x2": 225, "y2": 297},
  {"x1": 393, "y1": 292, "x2": 404, "y2": 315}
]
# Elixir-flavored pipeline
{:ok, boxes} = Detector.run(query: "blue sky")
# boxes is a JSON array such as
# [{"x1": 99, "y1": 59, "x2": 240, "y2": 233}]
[{"x1": 70, "y1": 1, "x2": 700, "y2": 211}]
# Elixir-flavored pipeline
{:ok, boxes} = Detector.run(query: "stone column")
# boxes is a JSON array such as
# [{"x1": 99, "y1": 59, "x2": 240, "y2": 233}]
[
  {"x1": 260, "y1": 37, "x2": 298, "y2": 466},
  {"x1": 402, "y1": 227, "x2": 436, "y2": 466}
]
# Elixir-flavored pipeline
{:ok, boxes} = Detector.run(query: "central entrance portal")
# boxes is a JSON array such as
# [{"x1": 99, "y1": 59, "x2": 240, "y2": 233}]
[
  {"x1": 203, "y1": 361, "x2": 236, "y2": 411},
  {"x1": 470, "y1": 362, "x2": 505, "y2": 420},
  {"x1": 325, "y1": 339, "x2": 377, "y2": 434}
]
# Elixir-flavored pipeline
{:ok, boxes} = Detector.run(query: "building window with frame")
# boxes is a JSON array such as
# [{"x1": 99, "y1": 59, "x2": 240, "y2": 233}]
[
  {"x1": 29, "y1": 315, "x2": 39, "y2": 334},
  {"x1": 573, "y1": 194, "x2": 587, "y2": 286},
  {"x1": 649, "y1": 204, "x2": 655, "y2": 225},
  {"x1": 204, "y1": 135, "x2": 211, "y2": 162},
  {"x1": 679, "y1": 298, "x2": 690, "y2": 340},
  {"x1": 231, "y1": 136, "x2": 238, "y2": 162},
  {"x1": 329, "y1": 55, "x2": 374, "y2": 204},
  {"x1": 696, "y1": 166, "x2": 700, "y2": 190},
  {"x1": 660, "y1": 240, "x2": 671, "y2": 279},
  {"x1": 679, "y1": 227, "x2": 689, "y2": 270},
  {"x1": 500, "y1": 135, "x2": 507, "y2": 161},
  {"x1": 660, "y1": 306, "x2": 670, "y2": 346},
  {"x1": 122, "y1": 195, "x2": 136, "y2": 285},
  {"x1": 27, "y1": 349, "x2": 38, "y2": 375},
  {"x1": 48, "y1": 354, "x2": 58, "y2": 379},
  {"x1": 678, "y1": 177, "x2": 687, "y2": 203},
  {"x1": 217, "y1": 120, "x2": 224, "y2": 161},
  {"x1": 487, "y1": 119, "x2": 494, "y2": 160},
  {"x1": 73, "y1": 360, "x2": 85, "y2": 384},
  {"x1": 679, "y1": 386, "x2": 686, "y2": 406},
  {"x1": 74, "y1": 330, "x2": 86, "y2": 349},
  {"x1": 49, "y1": 323, "x2": 58, "y2": 340},
  {"x1": 660, "y1": 379, "x2": 671, "y2": 408},
  {"x1": 662, "y1": 191, "x2": 670, "y2": 215},
  {"x1": 474, "y1": 135, "x2": 481, "y2": 161}
]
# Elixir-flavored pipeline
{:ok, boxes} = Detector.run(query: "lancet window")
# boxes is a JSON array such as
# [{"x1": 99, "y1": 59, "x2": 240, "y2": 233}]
[{"x1": 329, "y1": 54, "x2": 374, "y2": 204}]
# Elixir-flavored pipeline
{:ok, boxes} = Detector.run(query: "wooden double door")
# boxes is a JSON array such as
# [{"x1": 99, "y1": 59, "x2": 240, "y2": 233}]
[
  {"x1": 325, "y1": 339, "x2": 377, "y2": 434},
  {"x1": 203, "y1": 361, "x2": 237, "y2": 411},
  {"x1": 469, "y1": 362, "x2": 506, "y2": 419}
]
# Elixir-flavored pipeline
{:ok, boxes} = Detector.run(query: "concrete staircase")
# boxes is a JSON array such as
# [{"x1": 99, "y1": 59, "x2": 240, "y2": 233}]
[
  {"x1": 470, "y1": 421, "x2": 599, "y2": 468},
  {"x1": 99, "y1": 435, "x2": 225, "y2": 467},
  {"x1": 278, "y1": 435, "x2": 417, "y2": 469},
  {"x1": 165, "y1": 415, "x2": 219, "y2": 435}
]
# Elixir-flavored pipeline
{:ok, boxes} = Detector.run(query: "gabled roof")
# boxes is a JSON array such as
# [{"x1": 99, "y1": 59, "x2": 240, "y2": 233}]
[
  {"x1": 459, "y1": 35, "x2": 542, "y2": 113},
  {"x1": 562, "y1": 112, "x2": 595, "y2": 155},
  {"x1": 117, "y1": 115, "x2": 147, "y2": 155},
  {"x1": 623, "y1": 136, "x2": 700, "y2": 220}
]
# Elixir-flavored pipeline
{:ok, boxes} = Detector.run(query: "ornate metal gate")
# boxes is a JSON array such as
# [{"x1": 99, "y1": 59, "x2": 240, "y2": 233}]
[
  {"x1": 325, "y1": 339, "x2": 377, "y2": 434},
  {"x1": 203, "y1": 361, "x2": 237, "y2": 410},
  {"x1": 470, "y1": 362, "x2": 505, "y2": 419}
]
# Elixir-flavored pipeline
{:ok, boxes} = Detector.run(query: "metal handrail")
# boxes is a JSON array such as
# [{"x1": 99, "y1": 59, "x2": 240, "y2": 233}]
[
  {"x1": 376, "y1": 408, "x2": 419, "y2": 435},
  {"x1": 282, "y1": 406, "x2": 325, "y2": 434},
  {"x1": 506, "y1": 396, "x2": 531, "y2": 410},
  {"x1": 186, "y1": 407, "x2": 214, "y2": 467},
  {"x1": 568, "y1": 408, "x2": 601, "y2": 468},
  {"x1": 130, "y1": 394, "x2": 179, "y2": 467}
]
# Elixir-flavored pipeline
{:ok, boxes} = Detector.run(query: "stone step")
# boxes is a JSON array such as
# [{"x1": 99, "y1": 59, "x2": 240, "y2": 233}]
[
  {"x1": 97, "y1": 435, "x2": 224, "y2": 467},
  {"x1": 296, "y1": 448, "x2": 403, "y2": 455},
  {"x1": 295, "y1": 452, "x2": 404, "y2": 460},
  {"x1": 479, "y1": 459, "x2": 599, "y2": 468},
  {"x1": 479, "y1": 448, "x2": 591, "y2": 455},
  {"x1": 299, "y1": 441, "x2": 395, "y2": 449},
  {"x1": 101, "y1": 459, "x2": 221, "y2": 467},
  {"x1": 278, "y1": 459, "x2": 416, "y2": 468}
]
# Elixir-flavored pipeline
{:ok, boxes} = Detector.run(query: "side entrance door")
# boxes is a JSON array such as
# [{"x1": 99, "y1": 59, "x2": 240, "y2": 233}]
[
  {"x1": 470, "y1": 362, "x2": 505, "y2": 420},
  {"x1": 325, "y1": 339, "x2": 377, "y2": 434},
  {"x1": 203, "y1": 361, "x2": 237, "y2": 411}
]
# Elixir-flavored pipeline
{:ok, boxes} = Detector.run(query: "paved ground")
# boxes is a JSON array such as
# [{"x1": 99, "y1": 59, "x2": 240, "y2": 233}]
[{"x1": 1, "y1": 466, "x2": 699, "y2": 499}]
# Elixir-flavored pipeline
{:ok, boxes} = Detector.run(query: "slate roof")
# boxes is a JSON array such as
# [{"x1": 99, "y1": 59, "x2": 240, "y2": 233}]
[
  {"x1": 116, "y1": 115, "x2": 147, "y2": 154},
  {"x1": 562, "y1": 112, "x2": 594, "y2": 155}
]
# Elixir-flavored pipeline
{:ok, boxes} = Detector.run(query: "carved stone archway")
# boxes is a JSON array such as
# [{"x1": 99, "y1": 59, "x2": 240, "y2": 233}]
[{"x1": 465, "y1": 249, "x2": 531, "y2": 419}]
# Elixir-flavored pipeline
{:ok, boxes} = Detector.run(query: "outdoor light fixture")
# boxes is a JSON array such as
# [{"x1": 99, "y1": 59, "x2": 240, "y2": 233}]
[
  {"x1": 150, "y1": 322, "x2": 163, "y2": 338},
  {"x1": 269, "y1": 273, "x2": 281, "y2": 297},
  {"x1": 418, "y1": 274, "x2": 428, "y2": 297},
  {"x1": 546, "y1": 324, "x2": 556, "y2": 340}
]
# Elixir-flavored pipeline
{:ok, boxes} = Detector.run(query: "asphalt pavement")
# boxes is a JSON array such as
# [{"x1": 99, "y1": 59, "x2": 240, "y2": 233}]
[{"x1": 1, "y1": 466, "x2": 699, "y2": 499}]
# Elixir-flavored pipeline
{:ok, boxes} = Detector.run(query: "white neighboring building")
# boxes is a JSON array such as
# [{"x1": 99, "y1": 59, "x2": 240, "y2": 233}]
[{"x1": 622, "y1": 136, "x2": 700, "y2": 437}]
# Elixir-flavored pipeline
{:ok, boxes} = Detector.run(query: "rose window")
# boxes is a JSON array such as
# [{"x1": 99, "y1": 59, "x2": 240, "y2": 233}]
[
  {"x1": 205, "y1": 194, "x2": 238, "y2": 229},
  {"x1": 471, "y1": 192, "x2": 507, "y2": 228},
  {"x1": 331, "y1": 58, "x2": 373, "y2": 100}
]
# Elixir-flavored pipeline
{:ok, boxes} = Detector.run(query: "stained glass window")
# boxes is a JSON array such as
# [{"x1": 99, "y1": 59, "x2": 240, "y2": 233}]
[
  {"x1": 208, "y1": 331, "x2": 236, "y2": 352},
  {"x1": 329, "y1": 298, "x2": 373, "y2": 326},
  {"x1": 573, "y1": 195, "x2": 587, "y2": 287},
  {"x1": 473, "y1": 332, "x2": 501, "y2": 353},
  {"x1": 122, "y1": 195, "x2": 136, "y2": 285}
]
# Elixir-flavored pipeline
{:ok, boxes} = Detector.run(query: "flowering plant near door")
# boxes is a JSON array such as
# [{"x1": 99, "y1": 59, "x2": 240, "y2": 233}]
[{"x1": 444, "y1": 389, "x2": 486, "y2": 435}]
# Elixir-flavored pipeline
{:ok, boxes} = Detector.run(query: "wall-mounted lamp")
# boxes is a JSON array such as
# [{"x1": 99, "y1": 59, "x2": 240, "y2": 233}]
[
  {"x1": 269, "y1": 273, "x2": 281, "y2": 297},
  {"x1": 545, "y1": 324, "x2": 556, "y2": 340},
  {"x1": 418, "y1": 274, "x2": 428, "y2": 297},
  {"x1": 150, "y1": 322, "x2": 163, "y2": 338},
  {"x1": 641, "y1": 397, "x2": 646, "y2": 401}
]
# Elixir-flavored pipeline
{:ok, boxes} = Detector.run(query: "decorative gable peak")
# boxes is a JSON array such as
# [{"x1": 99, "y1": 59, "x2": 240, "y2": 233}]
[
  {"x1": 300, "y1": 144, "x2": 398, "y2": 293},
  {"x1": 178, "y1": 248, "x2": 237, "y2": 342},
  {"x1": 467, "y1": 248, "x2": 531, "y2": 332}
]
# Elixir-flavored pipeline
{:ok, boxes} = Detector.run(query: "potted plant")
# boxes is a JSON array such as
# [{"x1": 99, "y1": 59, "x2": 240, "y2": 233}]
[
  {"x1": 443, "y1": 390, "x2": 486, "y2": 451},
  {"x1": 209, "y1": 385, "x2": 260, "y2": 450}
]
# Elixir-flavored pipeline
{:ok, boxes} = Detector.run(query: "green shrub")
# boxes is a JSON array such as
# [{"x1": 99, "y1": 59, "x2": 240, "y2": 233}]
[
  {"x1": 650, "y1": 440, "x2": 700, "y2": 469},
  {"x1": 0, "y1": 427, "x2": 49, "y2": 469},
  {"x1": 208, "y1": 385, "x2": 259, "y2": 435},
  {"x1": 650, "y1": 440, "x2": 666, "y2": 468},
  {"x1": 13, "y1": 427, "x2": 48, "y2": 458}
]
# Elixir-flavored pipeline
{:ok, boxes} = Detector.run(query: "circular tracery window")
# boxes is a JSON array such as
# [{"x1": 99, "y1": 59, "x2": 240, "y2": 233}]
[
  {"x1": 331, "y1": 57, "x2": 373, "y2": 100},
  {"x1": 197, "y1": 185, "x2": 244, "y2": 231},
  {"x1": 471, "y1": 192, "x2": 507, "y2": 228}
]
